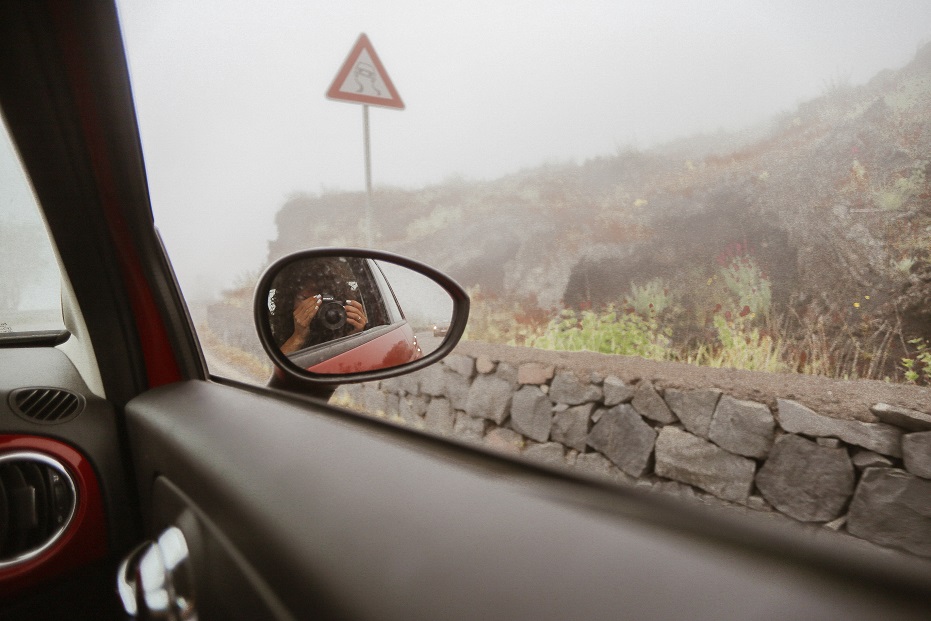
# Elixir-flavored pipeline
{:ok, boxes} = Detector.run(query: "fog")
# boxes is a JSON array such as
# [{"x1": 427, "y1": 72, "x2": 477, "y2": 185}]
[
  {"x1": 1, "y1": 120, "x2": 61, "y2": 317},
  {"x1": 114, "y1": 0, "x2": 931, "y2": 301},
  {"x1": 375, "y1": 260, "x2": 454, "y2": 329}
]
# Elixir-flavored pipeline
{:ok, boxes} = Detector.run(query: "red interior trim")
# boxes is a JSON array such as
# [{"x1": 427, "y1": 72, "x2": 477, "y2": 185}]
[
  {"x1": 0, "y1": 435, "x2": 108, "y2": 598},
  {"x1": 49, "y1": 1, "x2": 182, "y2": 388}
]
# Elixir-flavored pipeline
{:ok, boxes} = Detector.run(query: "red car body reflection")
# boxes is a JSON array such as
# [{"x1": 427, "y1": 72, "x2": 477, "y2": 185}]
[{"x1": 308, "y1": 323, "x2": 422, "y2": 374}]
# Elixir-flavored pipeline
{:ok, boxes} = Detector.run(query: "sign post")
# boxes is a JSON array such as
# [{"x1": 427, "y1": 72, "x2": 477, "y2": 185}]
[{"x1": 326, "y1": 33, "x2": 404, "y2": 246}]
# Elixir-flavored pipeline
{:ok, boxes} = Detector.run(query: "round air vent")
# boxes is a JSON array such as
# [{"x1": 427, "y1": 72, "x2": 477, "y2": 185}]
[
  {"x1": 0, "y1": 452, "x2": 78, "y2": 567},
  {"x1": 9, "y1": 387, "x2": 85, "y2": 424}
]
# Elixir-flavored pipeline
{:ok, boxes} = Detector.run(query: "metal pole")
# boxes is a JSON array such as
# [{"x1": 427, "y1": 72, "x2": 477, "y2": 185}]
[{"x1": 363, "y1": 104, "x2": 374, "y2": 246}]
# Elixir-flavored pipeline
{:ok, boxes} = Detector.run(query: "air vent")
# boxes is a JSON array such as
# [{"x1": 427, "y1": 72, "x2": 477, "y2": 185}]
[
  {"x1": 0, "y1": 452, "x2": 77, "y2": 567},
  {"x1": 9, "y1": 388, "x2": 85, "y2": 424}
]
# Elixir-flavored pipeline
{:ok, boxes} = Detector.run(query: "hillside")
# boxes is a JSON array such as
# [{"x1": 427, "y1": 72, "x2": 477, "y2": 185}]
[{"x1": 262, "y1": 43, "x2": 931, "y2": 382}]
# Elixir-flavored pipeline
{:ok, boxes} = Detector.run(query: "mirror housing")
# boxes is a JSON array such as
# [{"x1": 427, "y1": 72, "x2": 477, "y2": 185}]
[{"x1": 254, "y1": 248, "x2": 469, "y2": 386}]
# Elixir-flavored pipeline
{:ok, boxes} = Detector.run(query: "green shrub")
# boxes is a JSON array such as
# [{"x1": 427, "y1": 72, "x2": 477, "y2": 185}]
[
  {"x1": 872, "y1": 165, "x2": 925, "y2": 212},
  {"x1": 689, "y1": 316, "x2": 788, "y2": 373},
  {"x1": 893, "y1": 257, "x2": 917, "y2": 274},
  {"x1": 625, "y1": 277, "x2": 676, "y2": 317},
  {"x1": 719, "y1": 254, "x2": 771, "y2": 319},
  {"x1": 902, "y1": 338, "x2": 931, "y2": 385},
  {"x1": 531, "y1": 306, "x2": 671, "y2": 360}
]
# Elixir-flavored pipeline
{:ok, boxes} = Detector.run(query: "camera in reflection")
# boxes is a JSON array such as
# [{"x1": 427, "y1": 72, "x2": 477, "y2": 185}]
[{"x1": 316, "y1": 294, "x2": 347, "y2": 331}]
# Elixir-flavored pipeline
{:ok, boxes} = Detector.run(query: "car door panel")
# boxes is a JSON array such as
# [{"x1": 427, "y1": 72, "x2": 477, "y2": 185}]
[
  {"x1": 125, "y1": 380, "x2": 929, "y2": 620},
  {"x1": 143, "y1": 476, "x2": 289, "y2": 620}
]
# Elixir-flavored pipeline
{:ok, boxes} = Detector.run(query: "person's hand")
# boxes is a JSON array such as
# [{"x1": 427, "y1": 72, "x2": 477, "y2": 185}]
[
  {"x1": 281, "y1": 294, "x2": 321, "y2": 354},
  {"x1": 345, "y1": 300, "x2": 367, "y2": 334},
  {"x1": 293, "y1": 294, "x2": 321, "y2": 336}
]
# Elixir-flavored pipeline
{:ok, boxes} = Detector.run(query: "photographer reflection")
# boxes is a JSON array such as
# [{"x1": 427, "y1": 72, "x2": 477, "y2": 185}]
[{"x1": 269, "y1": 258, "x2": 369, "y2": 355}]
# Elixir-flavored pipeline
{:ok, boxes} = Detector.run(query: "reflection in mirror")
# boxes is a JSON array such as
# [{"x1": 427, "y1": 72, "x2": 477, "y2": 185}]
[{"x1": 265, "y1": 256, "x2": 454, "y2": 375}]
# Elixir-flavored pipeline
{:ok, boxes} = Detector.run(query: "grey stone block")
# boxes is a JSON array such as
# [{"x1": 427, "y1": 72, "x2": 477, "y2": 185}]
[
  {"x1": 510, "y1": 386, "x2": 553, "y2": 443},
  {"x1": 418, "y1": 365, "x2": 448, "y2": 397},
  {"x1": 824, "y1": 515, "x2": 847, "y2": 531},
  {"x1": 397, "y1": 373, "x2": 421, "y2": 395},
  {"x1": 443, "y1": 354, "x2": 476, "y2": 378},
  {"x1": 523, "y1": 442, "x2": 565, "y2": 466},
  {"x1": 331, "y1": 384, "x2": 356, "y2": 405},
  {"x1": 708, "y1": 395, "x2": 775, "y2": 458},
  {"x1": 870, "y1": 403, "x2": 931, "y2": 432},
  {"x1": 851, "y1": 449, "x2": 893, "y2": 470},
  {"x1": 654, "y1": 427, "x2": 756, "y2": 503},
  {"x1": 756, "y1": 434, "x2": 855, "y2": 522},
  {"x1": 378, "y1": 376, "x2": 405, "y2": 395},
  {"x1": 602, "y1": 375, "x2": 635, "y2": 406},
  {"x1": 382, "y1": 375, "x2": 419, "y2": 395},
  {"x1": 362, "y1": 385, "x2": 388, "y2": 415},
  {"x1": 650, "y1": 479, "x2": 700, "y2": 502},
  {"x1": 664, "y1": 388, "x2": 720, "y2": 438},
  {"x1": 518, "y1": 362, "x2": 555, "y2": 385},
  {"x1": 465, "y1": 374, "x2": 513, "y2": 424},
  {"x1": 746, "y1": 495, "x2": 773, "y2": 512},
  {"x1": 777, "y1": 399, "x2": 903, "y2": 457},
  {"x1": 475, "y1": 355, "x2": 496, "y2": 374},
  {"x1": 551, "y1": 403, "x2": 594, "y2": 452},
  {"x1": 444, "y1": 371, "x2": 473, "y2": 411},
  {"x1": 399, "y1": 395, "x2": 428, "y2": 426},
  {"x1": 574, "y1": 452, "x2": 615, "y2": 478},
  {"x1": 384, "y1": 393, "x2": 400, "y2": 419},
  {"x1": 549, "y1": 371, "x2": 602, "y2": 405},
  {"x1": 495, "y1": 362, "x2": 519, "y2": 387},
  {"x1": 587, "y1": 404, "x2": 657, "y2": 478},
  {"x1": 632, "y1": 382, "x2": 677, "y2": 424},
  {"x1": 425, "y1": 398, "x2": 455, "y2": 435},
  {"x1": 453, "y1": 412, "x2": 488, "y2": 440},
  {"x1": 903, "y1": 431, "x2": 931, "y2": 479},
  {"x1": 590, "y1": 407, "x2": 606, "y2": 424},
  {"x1": 484, "y1": 427, "x2": 524, "y2": 454},
  {"x1": 847, "y1": 468, "x2": 931, "y2": 558}
]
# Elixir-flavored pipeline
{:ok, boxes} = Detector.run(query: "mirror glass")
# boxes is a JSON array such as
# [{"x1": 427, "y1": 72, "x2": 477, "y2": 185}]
[{"x1": 264, "y1": 256, "x2": 455, "y2": 375}]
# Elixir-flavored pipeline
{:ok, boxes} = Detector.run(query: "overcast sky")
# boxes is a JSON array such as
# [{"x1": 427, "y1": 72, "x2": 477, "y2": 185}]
[{"x1": 115, "y1": 0, "x2": 931, "y2": 300}]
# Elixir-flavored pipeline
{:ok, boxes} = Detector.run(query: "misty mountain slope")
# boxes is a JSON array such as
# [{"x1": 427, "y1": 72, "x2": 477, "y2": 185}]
[{"x1": 267, "y1": 43, "x2": 931, "y2": 343}]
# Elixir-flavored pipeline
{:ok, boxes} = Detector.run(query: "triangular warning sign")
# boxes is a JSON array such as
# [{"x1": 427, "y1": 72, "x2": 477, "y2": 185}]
[{"x1": 326, "y1": 33, "x2": 405, "y2": 110}]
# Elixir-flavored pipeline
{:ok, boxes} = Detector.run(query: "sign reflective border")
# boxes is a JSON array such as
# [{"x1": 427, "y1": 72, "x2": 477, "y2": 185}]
[{"x1": 326, "y1": 33, "x2": 404, "y2": 110}]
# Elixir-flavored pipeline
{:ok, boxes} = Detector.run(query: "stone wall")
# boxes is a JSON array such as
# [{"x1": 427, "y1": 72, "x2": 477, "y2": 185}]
[{"x1": 333, "y1": 344, "x2": 931, "y2": 559}]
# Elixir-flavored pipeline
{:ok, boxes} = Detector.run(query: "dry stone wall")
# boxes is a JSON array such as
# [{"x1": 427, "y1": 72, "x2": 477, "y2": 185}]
[{"x1": 333, "y1": 349, "x2": 931, "y2": 559}]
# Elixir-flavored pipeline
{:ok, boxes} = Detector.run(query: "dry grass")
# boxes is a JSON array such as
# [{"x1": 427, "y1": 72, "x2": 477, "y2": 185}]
[{"x1": 198, "y1": 324, "x2": 273, "y2": 382}]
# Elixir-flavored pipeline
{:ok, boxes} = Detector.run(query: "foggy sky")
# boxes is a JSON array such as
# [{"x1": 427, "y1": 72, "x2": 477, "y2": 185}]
[{"x1": 114, "y1": 0, "x2": 931, "y2": 300}]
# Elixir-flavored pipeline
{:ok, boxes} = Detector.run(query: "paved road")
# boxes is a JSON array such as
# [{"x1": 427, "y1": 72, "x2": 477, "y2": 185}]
[{"x1": 416, "y1": 332, "x2": 444, "y2": 356}]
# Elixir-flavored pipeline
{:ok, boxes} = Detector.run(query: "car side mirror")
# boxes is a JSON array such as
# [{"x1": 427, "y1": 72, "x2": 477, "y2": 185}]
[{"x1": 254, "y1": 248, "x2": 469, "y2": 385}]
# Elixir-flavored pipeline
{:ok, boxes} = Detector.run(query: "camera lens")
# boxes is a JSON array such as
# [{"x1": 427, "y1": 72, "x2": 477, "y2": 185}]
[{"x1": 317, "y1": 300, "x2": 347, "y2": 330}]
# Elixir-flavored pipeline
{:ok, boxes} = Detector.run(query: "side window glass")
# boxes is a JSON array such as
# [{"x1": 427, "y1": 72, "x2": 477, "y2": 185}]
[{"x1": 0, "y1": 118, "x2": 65, "y2": 338}]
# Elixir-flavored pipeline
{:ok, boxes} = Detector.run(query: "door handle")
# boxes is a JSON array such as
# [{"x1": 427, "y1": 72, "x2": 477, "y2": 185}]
[{"x1": 117, "y1": 525, "x2": 196, "y2": 620}]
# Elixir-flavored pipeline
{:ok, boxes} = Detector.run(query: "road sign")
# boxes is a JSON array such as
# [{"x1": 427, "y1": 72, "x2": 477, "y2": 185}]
[{"x1": 326, "y1": 33, "x2": 404, "y2": 110}]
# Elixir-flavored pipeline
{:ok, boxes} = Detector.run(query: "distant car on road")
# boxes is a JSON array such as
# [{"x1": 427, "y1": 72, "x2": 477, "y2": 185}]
[{"x1": 432, "y1": 320, "x2": 450, "y2": 337}]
